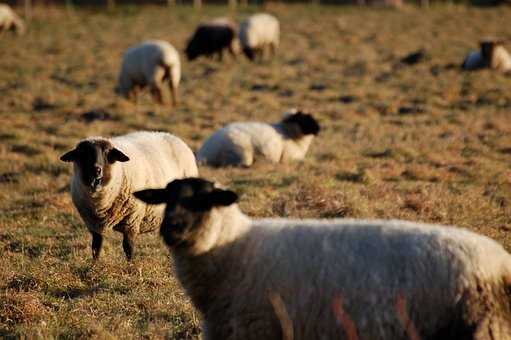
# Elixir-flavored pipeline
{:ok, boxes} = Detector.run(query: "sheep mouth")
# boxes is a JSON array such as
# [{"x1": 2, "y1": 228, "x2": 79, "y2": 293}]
[{"x1": 90, "y1": 177, "x2": 103, "y2": 191}]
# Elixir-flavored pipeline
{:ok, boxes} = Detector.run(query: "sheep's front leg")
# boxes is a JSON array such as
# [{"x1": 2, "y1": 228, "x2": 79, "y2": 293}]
[
  {"x1": 122, "y1": 232, "x2": 136, "y2": 261},
  {"x1": 150, "y1": 85, "x2": 163, "y2": 104},
  {"x1": 91, "y1": 231, "x2": 103, "y2": 260}
]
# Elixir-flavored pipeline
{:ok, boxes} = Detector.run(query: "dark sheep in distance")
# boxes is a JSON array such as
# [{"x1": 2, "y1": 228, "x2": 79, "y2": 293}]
[{"x1": 185, "y1": 18, "x2": 239, "y2": 61}]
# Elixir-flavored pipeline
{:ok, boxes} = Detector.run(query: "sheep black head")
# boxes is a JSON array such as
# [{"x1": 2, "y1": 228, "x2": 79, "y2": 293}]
[
  {"x1": 281, "y1": 111, "x2": 321, "y2": 138},
  {"x1": 60, "y1": 139, "x2": 129, "y2": 192},
  {"x1": 134, "y1": 178, "x2": 238, "y2": 248}
]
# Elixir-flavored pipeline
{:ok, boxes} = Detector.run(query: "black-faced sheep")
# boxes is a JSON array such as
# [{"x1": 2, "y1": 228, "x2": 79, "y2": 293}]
[
  {"x1": 196, "y1": 109, "x2": 320, "y2": 167},
  {"x1": 239, "y1": 13, "x2": 279, "y2": 61},
  {"x1": 185, "y1": 18, "x2": 239, "y2": 61},
  {"x1": 60, "y1": 131, "x2": 198, "y2": 261},
  {"x1": 116, "y1": 40, "x2": 181, "y2": 106},
  {"x1": 462, "y1": 39, "x2": 511, "y2": 73},
  {"x1": 0, "y1": 4, "x2": 25, "y2": 35},
  {"x1": 135, "y1": 177, "x2": 511, "y2": 340}
]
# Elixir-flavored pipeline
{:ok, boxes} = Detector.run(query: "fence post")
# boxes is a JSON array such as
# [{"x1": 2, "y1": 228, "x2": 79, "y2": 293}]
[
  {"x1": 194, "y1": 0, "x2": 202, "y2": 10},
  {"x1": 24, "y1": 0, "x2": 32, "y2": 21},
  {"x1": 107, "y1": 0, "x2": 115, "y2": 11}
]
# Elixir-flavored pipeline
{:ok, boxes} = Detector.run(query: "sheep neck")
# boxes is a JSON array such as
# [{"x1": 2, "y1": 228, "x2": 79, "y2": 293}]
[{"x1": 171, "y1": 205, "x2": 252, "y2": 312}]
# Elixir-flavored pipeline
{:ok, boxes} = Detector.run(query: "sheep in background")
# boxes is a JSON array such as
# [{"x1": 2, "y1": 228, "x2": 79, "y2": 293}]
[
  {"x1": 135, "y1": 177, "x2": 511, "y2": 340},
  {"x1": 185, "y1": 18, "x2": 239, "y2": 61},
  {"x1": 197, "y1": 109, "x2": 320, "y2": 167},
  {"x1": 60, "y1": 131, "x2": 198, "y2": 261},
  {"x1": 462, "y1": 39, "x2": 511, "y2": 73},
  {"x1": 0, "y1": 4, "x2": 25, "y2": 35},
  {"x1": 116, "y1": 40, "x2": 181, "y2": 106},
  {"x1": 239, "y1": 13, "x2": 279, "y2": 61}
]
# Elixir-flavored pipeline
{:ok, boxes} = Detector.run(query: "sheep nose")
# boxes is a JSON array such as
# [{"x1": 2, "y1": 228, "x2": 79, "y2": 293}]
[{"x1": 94, "y1": 166, "x2": 102, "y2": 176}]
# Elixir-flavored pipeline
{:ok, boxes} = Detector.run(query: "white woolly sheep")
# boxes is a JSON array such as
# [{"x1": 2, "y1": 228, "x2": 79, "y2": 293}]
[
  {"x1": 60, "y1": 131, "x2": 198, "y2": 261},
  {"x1": 462, "y1": 39, "x2": 511, "y2": 73},
  {"x1": 239, "y1": 13, "x2": 279, "y2": 61},
  {"x1": 116, "y1": 40, "x2": 181, "y2": 106},
  {"x1": 0, "y1": 4, "x2": 25, "y2": 35},
  {"x1": 196, "y1": 109, "x2": 320, "y2": 167},
  {"x1": 135, "y1": 177, "x2": 511, "y2": 340},
  {"x1": 185, "y1": 17, "x2": 240, "y2": 61}
]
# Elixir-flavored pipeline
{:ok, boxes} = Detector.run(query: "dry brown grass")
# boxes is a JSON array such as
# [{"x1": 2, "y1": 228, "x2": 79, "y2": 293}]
[{"x1": 1, "y1": 3, "x2": 511, "y2": 338}]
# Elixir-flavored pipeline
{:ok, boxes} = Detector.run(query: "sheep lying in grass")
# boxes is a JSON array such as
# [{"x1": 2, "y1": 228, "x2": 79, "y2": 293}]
[
  {"x1": 135, "y1": 177, "x2": 511, "y2": 340},
  {"x1": 239, "y1": 13, "x2": 279, "y2": 61},
  {"x1": 197, "y1": 109, "x2": 320, "y2": 167},
  {"x1": 116, "y1": 40, "x2": 181, "y2": 106},
  {"x1": 185, "y1": 18, "x2": 239, "y2": 61},
  {"x1": 462, "y1": 39, "x2": 511, "y2": 73},
  {"x1": 0, "y1": 4, "x2": 25, "y2": 35},
  {"x1": 60, "y1": 131, "x2": 198, "y2": 261}
]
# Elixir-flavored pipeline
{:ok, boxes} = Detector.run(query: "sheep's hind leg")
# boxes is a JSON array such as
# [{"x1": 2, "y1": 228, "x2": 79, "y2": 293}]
[
  {"x1": 122, "y1": 232, "x2": 136, "y2": 261},
  {"x1": 91, "y1": 231, "x2": 103, "y2": 260},
  {"x1": 150, "y1": 85, "x2": 163, "y2": 104}
]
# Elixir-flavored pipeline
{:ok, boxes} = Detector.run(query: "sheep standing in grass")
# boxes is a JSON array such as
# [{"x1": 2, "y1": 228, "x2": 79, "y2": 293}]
[
  {"x1": 462, "y1": 39, "x2": 511, "y2": 73},
  {"x1": 197, "y1": 109, "x2": 320, "y2": 167},
  {"x1": 185, "y1": 18, "x2": 239, "y2": 61},
  {"x1": 135, "y1": 177, "x2": 511, "y2": 340},
  {"x1": 116, "y1": 40, "x2": 181, "y2": 106},
  {"x1": 239, "y1": 13, "x2": 279, "y2": 61},
  {"x1": 0, "y1": 4, "x2": 25, "y2": 35},
  {"x1": 60, "y1": 131, "x2": 198, "y2": 261}
]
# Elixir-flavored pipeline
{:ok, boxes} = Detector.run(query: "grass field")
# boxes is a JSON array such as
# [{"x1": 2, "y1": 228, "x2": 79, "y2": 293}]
[{"x1": 1, "y1": 3, "x2": 511, "y2": 338}]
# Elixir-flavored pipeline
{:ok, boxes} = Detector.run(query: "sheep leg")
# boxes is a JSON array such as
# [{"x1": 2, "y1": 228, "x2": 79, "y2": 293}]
[
  {"x1": 217, "y1": 50, "x2": 224, "y2": 62},
  {"x1": 91, "y1": 231, "x2": 103, "y2": 260},
  {"x1": 270, "y1": 43, "x2": 277, "y2": 58},
  {"x1": 150, "y1": 85, "x2": 163, "y2": 104},
  {"x1": 122, "y1": 232, "x2": 136, "y2": 261},
  {"x1": 169, "y1": 81, "x2": 178, "y2": 107}
]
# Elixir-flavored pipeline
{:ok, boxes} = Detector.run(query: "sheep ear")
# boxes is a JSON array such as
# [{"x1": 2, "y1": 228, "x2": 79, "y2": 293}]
[
  {"x1": 108, "y1": 148, "x2": 130, "y2": 163},
  {"x1": 133, "y1": 189, "x2": 168, "y2": 205},
  {"x1": 209, "y1": 189, "x2": 238, "y2": 207},
  {"x1": 60, "y1": 149, "x2": 77, "y2": 162}
]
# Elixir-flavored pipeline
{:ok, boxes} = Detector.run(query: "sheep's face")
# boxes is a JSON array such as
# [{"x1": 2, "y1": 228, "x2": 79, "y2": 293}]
[
  {"x1": 60, "y1": 140, "x2": 129, "y2": 192},
  {"x1": 281, "y1": 111, "x2": 321, "y2": 138},
  {"x1": 185, "y1": 35, "x2": 201, "y2": 61},
  {"x1": 134, "y1": 178, "x2": 238, "y2": 248}
]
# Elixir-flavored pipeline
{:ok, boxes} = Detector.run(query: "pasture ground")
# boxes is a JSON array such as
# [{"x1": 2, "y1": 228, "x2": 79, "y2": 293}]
[{"x1": 1, "y1": 3, "x2": 511, "y2": 338}]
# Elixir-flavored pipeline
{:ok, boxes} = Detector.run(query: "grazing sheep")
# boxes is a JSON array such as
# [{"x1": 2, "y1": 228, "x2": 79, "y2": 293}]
[
  {"x1": 60, "y1": 131, "x2": 198, "y2": 261},
  {"x1": 116, "y1": 40, "x2": 181, "y2": 106},
  {"x1": 197, "y1": 109, "x2": 320, "y2": 167},
  {"x1": 135, "y1": 177, "x2": 511, "y2": 340},
  {"x1": 185, "y1": 18, "x2": 239, "y2": 61},
  {"x1": 0, "y1": 4, "x2": 25, "y2": 35},
  {"x1": 462, "y1": 39, "x2": 511, "y2": 73},
  {"x1": 239, "y1": 13, "x2": 279, "y2": 61}
]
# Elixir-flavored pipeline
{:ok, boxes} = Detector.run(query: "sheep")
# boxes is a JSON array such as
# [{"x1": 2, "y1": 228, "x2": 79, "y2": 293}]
[
  {"x1": 185, "y1": 18, "x2": 240, "y2": 61},
  {"x1": 0, "y1": 4, "x2": 25, "y2": 35},
  {"x1": 60, "y1": 131, "x2": 198, "y2": 261},
  {"x1": 134, "y1": 177, "x2": 511, "y2": 340},
  {"x1": 239, "y1": 13, "x2": 279, "y2": 61},
  {"x1": 115, "y1": 40, "x2": 181, "y2": 106},
  {"x1": 196, "y1": 109, "x2": 320, "y2": 167},
  {"x1": 462, "y1": 39, "x2": 511, "y2": 73}
]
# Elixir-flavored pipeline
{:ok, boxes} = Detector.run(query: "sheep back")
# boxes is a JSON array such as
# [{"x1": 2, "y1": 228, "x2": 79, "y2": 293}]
[
  {"x1": 118, "y1": 40, "x2": 180, "y2": 95},
  {"x1": 186, "y1": 18, "x2": 237, "y2": 60},
  {"x1": 197, "y1": 122, "x2": 284, "y2": 166},
  {"x1": 177, "y1": 217, "x2": 511, "y2": 339},
  {"x1": 239, "y1": 13, "x2": 279, "y2": 50}
]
